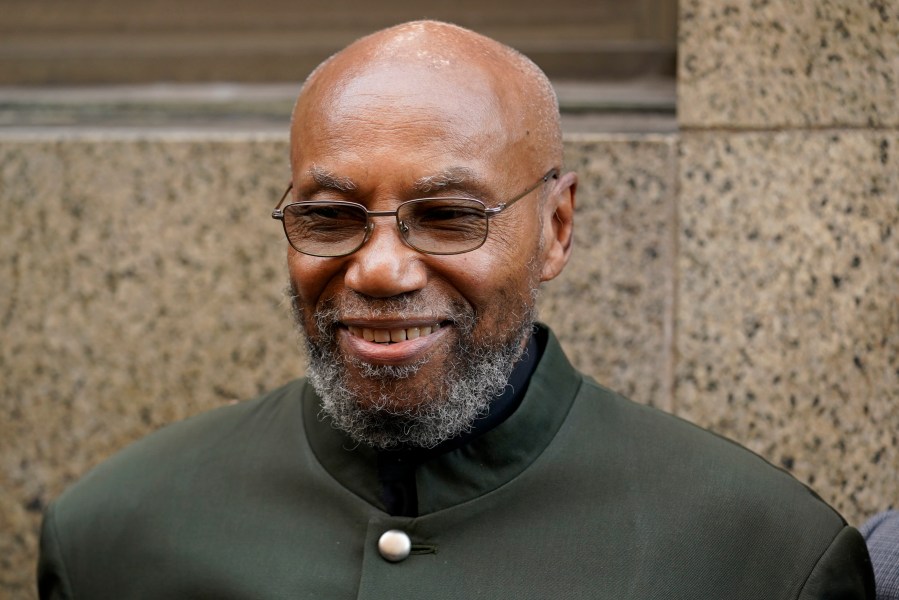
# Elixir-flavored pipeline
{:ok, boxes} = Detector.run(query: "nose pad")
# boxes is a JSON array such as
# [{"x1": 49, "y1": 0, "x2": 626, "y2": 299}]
[
  {"x1": 353, "y1": 221, "x2": 373, "y2": 249},
  {"x1": 359, "y1": 219, "x2": 410, "y2": 251}
]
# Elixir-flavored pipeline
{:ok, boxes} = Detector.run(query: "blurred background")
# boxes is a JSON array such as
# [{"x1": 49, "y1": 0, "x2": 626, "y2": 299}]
[{"x1": 0, "y1": 0, "x2": 677, "y2": 131}]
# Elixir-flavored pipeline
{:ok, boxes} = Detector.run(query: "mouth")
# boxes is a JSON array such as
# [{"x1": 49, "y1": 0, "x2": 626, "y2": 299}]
[{"x1": 345, "y1": 323, "x2": 443, "y2": 345}]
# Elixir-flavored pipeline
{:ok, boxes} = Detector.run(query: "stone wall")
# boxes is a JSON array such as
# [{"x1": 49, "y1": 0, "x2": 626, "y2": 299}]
[
  {"x1": 1, "y1": 133, "x2": 680, "y2": 596},
  {"x1": 2, "y1": 1, "x2": 898, "y2": 597},
  {"x1": 676, "y1": 0, "x2": 898, "y2": 522}
]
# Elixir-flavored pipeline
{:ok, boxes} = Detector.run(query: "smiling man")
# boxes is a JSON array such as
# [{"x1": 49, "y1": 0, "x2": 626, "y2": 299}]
[
  {"x1": 39, "y1": 21, "x2": 873, "y2": 599},
  {"x1": 281, "y1": 26, "x2": 571, "y2": 453}
]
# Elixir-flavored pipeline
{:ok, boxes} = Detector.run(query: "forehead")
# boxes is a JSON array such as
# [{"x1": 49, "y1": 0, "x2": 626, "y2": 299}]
[
  {"x1": 336, "y1": 65, "x2": 499, "y2": 133},
  {"x1": 291, "y1": 60, "x2": 527, "y2": 181}
]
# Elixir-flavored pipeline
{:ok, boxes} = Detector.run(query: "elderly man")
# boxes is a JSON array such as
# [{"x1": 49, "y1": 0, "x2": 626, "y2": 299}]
[{"x1": 39, "y1": 21, "x2": 873, "y2": 599}]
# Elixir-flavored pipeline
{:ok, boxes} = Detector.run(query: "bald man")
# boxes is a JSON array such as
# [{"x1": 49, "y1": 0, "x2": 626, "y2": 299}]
[{"x1": 39, "y1": 21, "x2": 873, "y2": 599}]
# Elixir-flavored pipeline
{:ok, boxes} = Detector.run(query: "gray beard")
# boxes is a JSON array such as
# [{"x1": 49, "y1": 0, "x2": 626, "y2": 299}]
[{"x1": 291, "y1": 292, "x2": 538, "y2": 450}]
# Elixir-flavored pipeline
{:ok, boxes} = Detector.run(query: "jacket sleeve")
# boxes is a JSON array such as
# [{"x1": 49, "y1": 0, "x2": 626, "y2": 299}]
[
  {"x1": 798, "y1": 526, "x2": 875, "y2": 600},
  {"x1": 37, "y1": 503, "x2": 74, "y2": 600}
]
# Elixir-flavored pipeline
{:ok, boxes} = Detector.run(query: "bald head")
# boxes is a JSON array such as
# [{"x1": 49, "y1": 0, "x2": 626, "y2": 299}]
[{"x1": 291, "y1": 21, "x2": 562, "y2": 179}]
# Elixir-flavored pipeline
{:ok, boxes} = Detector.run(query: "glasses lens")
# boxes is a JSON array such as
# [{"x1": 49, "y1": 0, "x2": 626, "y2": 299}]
[
  {"x1": 282, "y1": 202, "x2": 368, "y2": 257},
  {"x1": 399, "y1": 198, "x2": 488, "y2": 254}
]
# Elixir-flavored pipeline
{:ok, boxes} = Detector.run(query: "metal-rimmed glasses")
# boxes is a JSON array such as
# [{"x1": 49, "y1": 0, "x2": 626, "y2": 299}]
[{"x1": 272, "y1": 168, "x2": 559, "y2": 257}]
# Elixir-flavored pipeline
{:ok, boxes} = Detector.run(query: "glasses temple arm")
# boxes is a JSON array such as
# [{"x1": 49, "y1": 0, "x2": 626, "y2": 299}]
[
  {"x1": 484, "y1": 168, "x2": 560, "y2": 216},
  {"x1": 271, "y1": 182, "x2": 294, "y2": 218}
]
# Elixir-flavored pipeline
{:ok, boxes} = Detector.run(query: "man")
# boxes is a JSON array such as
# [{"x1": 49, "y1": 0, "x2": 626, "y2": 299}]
[{"x1": 39, "y1": 21, "x2": 874, "y2": 599}]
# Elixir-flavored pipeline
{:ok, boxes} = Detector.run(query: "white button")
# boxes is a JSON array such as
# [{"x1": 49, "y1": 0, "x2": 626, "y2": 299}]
[{"x1": 378, "y1": 529, "x2": 411, "y2": 562}]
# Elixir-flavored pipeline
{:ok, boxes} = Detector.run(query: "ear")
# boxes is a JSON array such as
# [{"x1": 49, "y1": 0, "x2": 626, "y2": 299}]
[{"x1": 539, "y1": 170, "x2": 577, "y2": 282}]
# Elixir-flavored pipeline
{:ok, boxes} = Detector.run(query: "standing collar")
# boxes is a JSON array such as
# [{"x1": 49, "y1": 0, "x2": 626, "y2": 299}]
[
  {"x1": 302, "y1": 324, "x2": 582, "y2": 515},
  {"x1": 374, "y1": 332, "x2": 542, "y2": 516}
]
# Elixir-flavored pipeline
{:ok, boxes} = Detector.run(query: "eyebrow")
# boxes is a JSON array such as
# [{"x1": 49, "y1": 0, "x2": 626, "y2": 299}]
[
  {"x1": 308, "y1": 166, "x2": 357, "y2": 193},
  {"x1": 304, "y1": 165, "x2": 488, "y2": 198},
  {"x1": 412, "y1": 167, "x2": 482, "y2": 195}
]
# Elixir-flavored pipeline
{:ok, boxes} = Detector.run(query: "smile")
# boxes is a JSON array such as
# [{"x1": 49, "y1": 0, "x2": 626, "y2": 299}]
[{"x1": 346, "y1": 323, "x2": 442, "y2": 344}]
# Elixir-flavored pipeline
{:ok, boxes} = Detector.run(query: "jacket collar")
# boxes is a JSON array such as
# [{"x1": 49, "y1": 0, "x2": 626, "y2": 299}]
[{"x1": 301, "y1": 324, "x2": 582, "y2": 515}]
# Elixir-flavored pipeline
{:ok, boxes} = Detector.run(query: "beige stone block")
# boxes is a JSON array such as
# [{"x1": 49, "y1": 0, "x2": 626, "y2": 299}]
[
  {"x1": 541, "y1": 136, "x2": 677, "y2": 410},
  {"x1": 1, "y1": 133, "x2": 298, "y2": 599},
  {"x1": 1, "y1": 133, "x2": 677, "y2": 597},
  {"x1": 676, "y1": 130, "x2": 899, "y2": 525},
  {"x1": 679, "y1": 0, "x2": 899, "y2": 128}
]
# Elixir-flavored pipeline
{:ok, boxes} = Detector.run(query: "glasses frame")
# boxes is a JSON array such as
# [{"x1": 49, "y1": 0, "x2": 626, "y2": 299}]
[{"x1": 271, "y1": 168, "x2": 560, "y2": 258}]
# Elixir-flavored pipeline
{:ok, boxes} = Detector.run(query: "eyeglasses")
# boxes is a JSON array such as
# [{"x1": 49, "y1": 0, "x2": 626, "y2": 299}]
[{"x1": 272, "y1": 168, "x2": 559, "y2": 257}]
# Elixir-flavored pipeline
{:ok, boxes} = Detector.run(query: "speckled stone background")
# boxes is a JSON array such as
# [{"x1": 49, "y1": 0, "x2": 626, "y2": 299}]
[
  {"x1": 679, "y1": 0, "x2": 899, "y2": 128},
  {"x1": 676, "y1": 131, "x2": 899, "y2": 520},
  {"x1": 676, "y1": 0, "x2": 899, "y2": 527},
  {"x1": 0, "y1": 135, "x2": 299, "y2": 596},
  {"x1": 0, "y1": 134, "x2": 678, "y2": 596},
  {"x1": 548, "y1": 135, "x2": 677, "y2": 411}
]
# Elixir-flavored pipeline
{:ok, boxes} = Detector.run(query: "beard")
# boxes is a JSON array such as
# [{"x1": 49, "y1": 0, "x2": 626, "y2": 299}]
[{"x1": 290, "y1": 287, "x2": 539, "y2": 450}]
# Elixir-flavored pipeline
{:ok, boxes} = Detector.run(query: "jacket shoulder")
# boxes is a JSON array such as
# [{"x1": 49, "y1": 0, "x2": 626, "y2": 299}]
[
  {"x1": 575, "y1": 378, "x2": 844, "y2": 522},
  {"x1": 49, "y1": 378, "x2": 307, "y2": 530},
  {"x1": 548, "y1": 377, "x2": 870, "y2": 596}
]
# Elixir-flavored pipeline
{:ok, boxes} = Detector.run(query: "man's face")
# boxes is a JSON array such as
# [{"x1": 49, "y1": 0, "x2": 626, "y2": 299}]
[{"x1": 287, "y1": 63, "x2": 556, "y2": 448}]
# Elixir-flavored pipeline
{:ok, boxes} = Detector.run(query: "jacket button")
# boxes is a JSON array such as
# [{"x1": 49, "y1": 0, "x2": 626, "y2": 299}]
[{"x1": 378, "y1": 529, "x2": 411, "y2": 562}]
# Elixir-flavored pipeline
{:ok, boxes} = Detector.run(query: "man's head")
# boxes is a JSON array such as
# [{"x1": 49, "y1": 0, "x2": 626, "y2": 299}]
[{"x1": 284, "y1": 20, "x2": 576, "y2": 449}]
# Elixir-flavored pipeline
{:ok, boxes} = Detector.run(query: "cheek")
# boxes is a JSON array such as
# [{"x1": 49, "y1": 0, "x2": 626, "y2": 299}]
[
  {"x1": 492, "y1": 207, "x2": 545, "y2": 258},
  {"x1": 287, "y1": 252, "x2": 342, "y2": 312},
  {"x1": 442, "y1": 248, "x2": 537, "y2": 317},
  {"x1": 481, "y1": 223, "x2": 544, "y2": 285}
]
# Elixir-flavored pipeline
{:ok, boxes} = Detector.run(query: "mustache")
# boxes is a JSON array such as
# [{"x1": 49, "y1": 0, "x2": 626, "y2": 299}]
[{"x1": 287, "y1": 287, "x2": 476, "y2": 337}]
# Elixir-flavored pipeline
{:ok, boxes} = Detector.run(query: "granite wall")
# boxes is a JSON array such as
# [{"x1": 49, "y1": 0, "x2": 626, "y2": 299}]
[
  {"x1": 676, "y1": 0, "x2": 898, "y2": 521},
  {"x1": 1, "y1": 133, "x2": 681, "y2": 596},
  {"x1": 2, "y1": 1, "x2": 898, "y2": 597}
]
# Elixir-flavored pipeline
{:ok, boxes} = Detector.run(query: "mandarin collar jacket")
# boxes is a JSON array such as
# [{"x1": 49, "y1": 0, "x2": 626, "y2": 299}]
[{"x1": 39, "y1": 325, "x2": 874, "y2": 599}]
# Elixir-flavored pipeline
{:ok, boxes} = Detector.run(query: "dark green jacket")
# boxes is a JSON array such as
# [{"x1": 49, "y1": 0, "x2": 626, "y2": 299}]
[{"x1": 39, "y1": 328, "x2": 874, "y2": 598}]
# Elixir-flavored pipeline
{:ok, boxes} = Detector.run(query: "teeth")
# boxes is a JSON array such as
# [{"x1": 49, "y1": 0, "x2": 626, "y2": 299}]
[{"x1": 348, "y1": 324, "x2": 441, "y2": 343}]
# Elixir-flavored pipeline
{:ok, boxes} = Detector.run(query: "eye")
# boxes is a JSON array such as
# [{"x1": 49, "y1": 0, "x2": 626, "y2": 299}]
[
  {"x1": 284, "y1": 203, "x2": 366, "y2": 236},
  {"x1": 303, "y1": 205, "x2": 349, "y2": 220},
  {"x1": 409, "y1": 199, "x2": 485, "y2": 226}
]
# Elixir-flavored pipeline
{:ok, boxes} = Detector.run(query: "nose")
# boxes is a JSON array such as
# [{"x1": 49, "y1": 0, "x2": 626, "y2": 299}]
[{"x1": 343, "y1": 217, "x2": 428, "y2": 298}]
